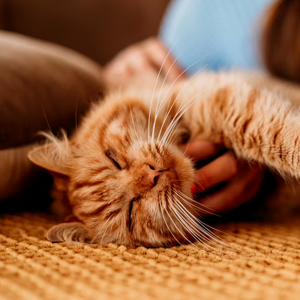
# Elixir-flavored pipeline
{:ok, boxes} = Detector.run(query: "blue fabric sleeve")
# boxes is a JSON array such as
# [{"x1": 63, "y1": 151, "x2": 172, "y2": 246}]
[{"x1": 160, "y1": 0, "x2": 274, "y2": 74}]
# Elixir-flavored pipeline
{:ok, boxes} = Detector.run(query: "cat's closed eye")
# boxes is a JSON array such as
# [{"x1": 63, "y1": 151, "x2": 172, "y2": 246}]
[{"x1": 105, "y1": 150, "x2": 122, "y2": 170}]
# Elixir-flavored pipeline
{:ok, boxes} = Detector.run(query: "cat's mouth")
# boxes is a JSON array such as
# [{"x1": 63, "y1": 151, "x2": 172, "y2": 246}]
[{"x1": 127, "y1": 196, "x2": 141, "y2": 231}]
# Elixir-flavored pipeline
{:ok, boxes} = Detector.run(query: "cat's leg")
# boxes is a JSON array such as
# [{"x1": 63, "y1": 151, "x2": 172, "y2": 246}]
[{"x1": 188, "y1": 80, "x2": 300, "y2": 178}]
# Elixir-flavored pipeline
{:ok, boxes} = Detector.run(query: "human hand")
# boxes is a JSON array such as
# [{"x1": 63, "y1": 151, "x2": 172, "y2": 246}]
[
  {"x1": 103, "y1": 37, "x2": 185, "y2": 89},
  {"x1": 184, "y1": 140, "x2": 265, "y2": 214}
]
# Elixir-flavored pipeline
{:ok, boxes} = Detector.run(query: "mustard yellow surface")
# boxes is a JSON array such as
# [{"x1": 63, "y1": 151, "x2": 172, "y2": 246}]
[{"x1": 0, "y1": 213, "x2": 299, "y2": 300}]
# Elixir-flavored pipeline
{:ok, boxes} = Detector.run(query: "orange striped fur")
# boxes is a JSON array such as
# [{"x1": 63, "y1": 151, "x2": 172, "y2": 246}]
[{"x1": 28, "y1": 71, "x2": 300, "y2": 247}]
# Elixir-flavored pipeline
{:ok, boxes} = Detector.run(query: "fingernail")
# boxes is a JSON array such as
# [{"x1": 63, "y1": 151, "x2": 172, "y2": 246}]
[{"x1": 191, "y1": 184, "x2": 197, "y2": 194}]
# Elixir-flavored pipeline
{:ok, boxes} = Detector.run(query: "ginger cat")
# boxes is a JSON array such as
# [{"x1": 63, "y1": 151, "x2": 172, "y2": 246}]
[{"x1": 28, "y1": 71, "x2": 300, "y2": 247}]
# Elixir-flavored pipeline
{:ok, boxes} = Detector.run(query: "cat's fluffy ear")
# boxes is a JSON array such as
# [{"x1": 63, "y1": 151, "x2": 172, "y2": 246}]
[
  {"x1": 46, "y1": 222, "x2": 90, "y2": 243},
  {"x1": 28, "y1": 134, "x2": 71, "y2": 176}
]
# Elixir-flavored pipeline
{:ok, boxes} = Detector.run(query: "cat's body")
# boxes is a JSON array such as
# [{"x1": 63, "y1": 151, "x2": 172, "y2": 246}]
[{"x1": 29, "y1": 71, "x2": 300, "y2": 247}]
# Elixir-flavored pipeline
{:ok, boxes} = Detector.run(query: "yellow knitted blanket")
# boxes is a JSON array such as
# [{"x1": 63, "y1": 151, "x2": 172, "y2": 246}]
[{"x1": 0, "y1": 212, "x2": 299, "y2": 300}]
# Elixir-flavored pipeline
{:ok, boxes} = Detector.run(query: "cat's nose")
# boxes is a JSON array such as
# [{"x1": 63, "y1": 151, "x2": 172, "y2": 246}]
[{"x1": 145, "y1": 164, "x2": 163, "y2": 187}]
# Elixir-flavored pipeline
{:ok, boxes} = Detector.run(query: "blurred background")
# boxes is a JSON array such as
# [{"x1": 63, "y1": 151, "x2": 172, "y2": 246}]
[{"x1": 0, "y1": 0, "x2": 170, "y2": 65}]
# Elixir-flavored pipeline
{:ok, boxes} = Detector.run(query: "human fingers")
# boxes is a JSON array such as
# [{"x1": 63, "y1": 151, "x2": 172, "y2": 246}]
[
  {"x1": 142, "y1": 38, "x2": 185, "y2": 82},
  {"x1": 183, "y1": 139, "x2": 224, "y2": 161},
  {"x1": 103, "y1": 37, "x2": 185, "y2": 88},
  {"x1": 192, "y1": 152, "x2": 238, "y2": 193},
  {"x1": 199, "y1": 164, "x2": 264, "y2": 214},
  {"x1": 103, "y1": 46, "x2": 158, "y2": 87}
]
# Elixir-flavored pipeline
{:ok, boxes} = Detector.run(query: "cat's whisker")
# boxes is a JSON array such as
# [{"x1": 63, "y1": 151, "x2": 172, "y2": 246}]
[
  {"x1": 151, "y1": 48, "x2": 182, "y2": 148},
  {"x1": 161, "y1": 123, "x2": 184, "y2": 150},
  {"x1": 173, "y1": 194, "x2": 239, "y2": 251},
  {"x1": 172, "y1": 195, "x2": 215, "y2": 239},
  {"x1": 98, "y1": 219, "x2": 112, "y2": 246},
  {"x1": 159, "y1": 96, "x2": 199, "y2": 148},
  {"x1": 90, "y1": 231, "x2": 101, "y2": 245},
  {"x1": 159, "y1": 106, "x2": 195, "y2": 149},
  {"x1": 179, "y1": 186, "x2": 224, "y2": 215},
  {"x1": 173, "y1": 195, "x2": 229, "y2": 248},
  {"x1": 41, "y1": 100, "x2": 53, "y2": 135},
  {"x1": 165, "y1": 134, "x2": 182, "y2": 150},
  {"x1": 169, "y1": 199, "x2": 217, "y2": 251},
  {"x1": 174, "y1": 191, "x2": 239, "y2": 243},
  {"x1": 173, "y1": 189, "x2": 204, "y2": 208},
  {"x1": 154, "y1": 56, "x2": 208, "y2": 148},
  {"x1": 155, "y1": 57, "x2": 180, "y2": 117},
  {"x1": 148, "y1": 43, "x2": 177, "y2": 145},
  {"x1": 157, "y1": 65, "x2": 207, "y2": 144},
  {"x1": 171, "y1": 199, "x2": 211, "y2": 243},
  {"x1": 174, "y1": 190, "x2": 218, "y2": 215},
  {"x1": 160, "y1": 90, "x2": 209, "y2": 148},
  {"x1": 168, "y1": 193, "x2": 213, "y2": 248},
  {"x1": 90, "y1": 213, "x2": 117, "y2": 246},
  {"x1": 90, "y1": 226, "x2": 103, "y2": 245},
  {"x1": 162, "y1": 97, "x2": 211, "y2": 149},
  {"x1": 159, "y1": 193, "x2": 184, "y2": 247},
  {"x1": 173, "y1": 190, "x2": 217, "y2": 216},
  {"x1": 172, "y1": 197, "x2": 231, "y2": 254},
  {"x1": 157, "y1": 60, "x2": 208, "y2": 122},
  {"x1": 163, "y1": 191, "x2": 201, "y2": 247},
  {"x1": 163, "y1": 121, "x2": 184, "y2": 148}
]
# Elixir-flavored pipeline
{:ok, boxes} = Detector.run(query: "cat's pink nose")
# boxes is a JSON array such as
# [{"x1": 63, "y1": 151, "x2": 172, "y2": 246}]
[{"x1": 145, "y1": 164, "x2": 163, "y2": 186}]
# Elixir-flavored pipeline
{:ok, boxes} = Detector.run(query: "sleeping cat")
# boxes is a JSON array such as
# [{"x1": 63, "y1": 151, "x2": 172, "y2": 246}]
[{"x1": 28, "y1": 71, "x2": 300, "y2": 247}]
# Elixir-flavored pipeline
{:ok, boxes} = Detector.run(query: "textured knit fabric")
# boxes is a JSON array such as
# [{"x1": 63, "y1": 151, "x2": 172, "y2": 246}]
[
  {"x1": 0, "y1": 212, "x2": 300, "y2": 300},
  {"x1": 160, "y1": 0, "x2": 275, "y2": 74}
]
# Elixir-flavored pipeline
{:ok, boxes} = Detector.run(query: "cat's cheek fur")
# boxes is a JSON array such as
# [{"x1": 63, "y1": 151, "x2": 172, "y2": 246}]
[
  {"x1": 84, "y1": 214, "x2": 132, "y2": 245},
  {"x1": 172, "y1": 150, "x2": 195, "y2": 196},
  {"x1": 130, "y1": 200, "x2": 168, "y2": 247}
]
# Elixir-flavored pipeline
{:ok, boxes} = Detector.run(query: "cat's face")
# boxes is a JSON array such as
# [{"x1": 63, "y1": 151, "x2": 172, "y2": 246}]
[{"x1": 29, "y1": 93, "x2": 201, "y2": 247}]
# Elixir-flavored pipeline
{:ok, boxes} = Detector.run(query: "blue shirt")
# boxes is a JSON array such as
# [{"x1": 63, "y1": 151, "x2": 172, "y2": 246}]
[{"x1": 160, "y1": 0, "x2": 275, "y2": 74}]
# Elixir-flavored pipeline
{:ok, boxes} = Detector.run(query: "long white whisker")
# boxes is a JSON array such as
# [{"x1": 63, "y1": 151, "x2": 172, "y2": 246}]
[
  {"x1": 156, "y1": 57, "x2": 180, "y2": 114},
  {"x1": 159, "y1": 193, "x2": 183, "y2": 246},
  {"x1": 176, "y1": 191, "x2": 236, "y2": 232},
  {"x1": 148, "y1": 42, "x2": 177, "y2": 144},
  {"x1": 174, "y1": 190, "x2": 218, "y2": 216},
  {"x1": 90, "y1": 217, "x2": 109, "y2": 245},
  {"x1": 173, "y1": 196, "x2": 217, "y2": 240},
  {"x1": 172, "y1": 196, "x2": 233, "y2": 256},
  {"x1": 157, "y1": 65, "x2": 207, "y2": 143},
  {"x1": 163, "y1": 191, "x2": 200, "y2": 247},
  {"x1": 160, "y1": 90, "x2": 207, "y2": 148},
  {"x1": 173, "y1": 194, "x2": 243, "y2": 255},
  {"x1": 169, "y1": 199, "x2": 216, "y2": 251},
  {"x1": 173, "y1": 196, "x2": 228, "y2": 248},
  {"x1": 157, "y1": 59, "x2": 208, "y2": 121},
  {"x1": 171, "y1": 199, "x2": 211, "y2": 243},
  {"x1": 163, "y1": 127, "x2": 183, "y2": 149},
  {"x1": 151, "y1": 57, "x2": 180, "y2": 148},
  {"x1": 160, "y1": 96, "x2": 200, "y2": 147},
  {"x1": 175, "y1": 194, "x2": 214, "y2": 217}
]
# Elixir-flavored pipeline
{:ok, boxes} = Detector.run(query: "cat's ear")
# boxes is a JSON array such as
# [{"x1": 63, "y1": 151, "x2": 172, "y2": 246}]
[
  {"x1": 46, "y1": 222, "x2": 89, "y2": 243},
  {"x1": 28, "y1": 142, "x2": 71, "y2": 176}
]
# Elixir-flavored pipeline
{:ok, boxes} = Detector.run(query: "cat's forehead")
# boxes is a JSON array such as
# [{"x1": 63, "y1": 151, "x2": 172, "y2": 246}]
[
  {"x1": 106, "y1": 112, "x2": 129, "y2": 136},
  {"x1": 96, "y1": 98, "x2": 148, "y2": 149}
]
